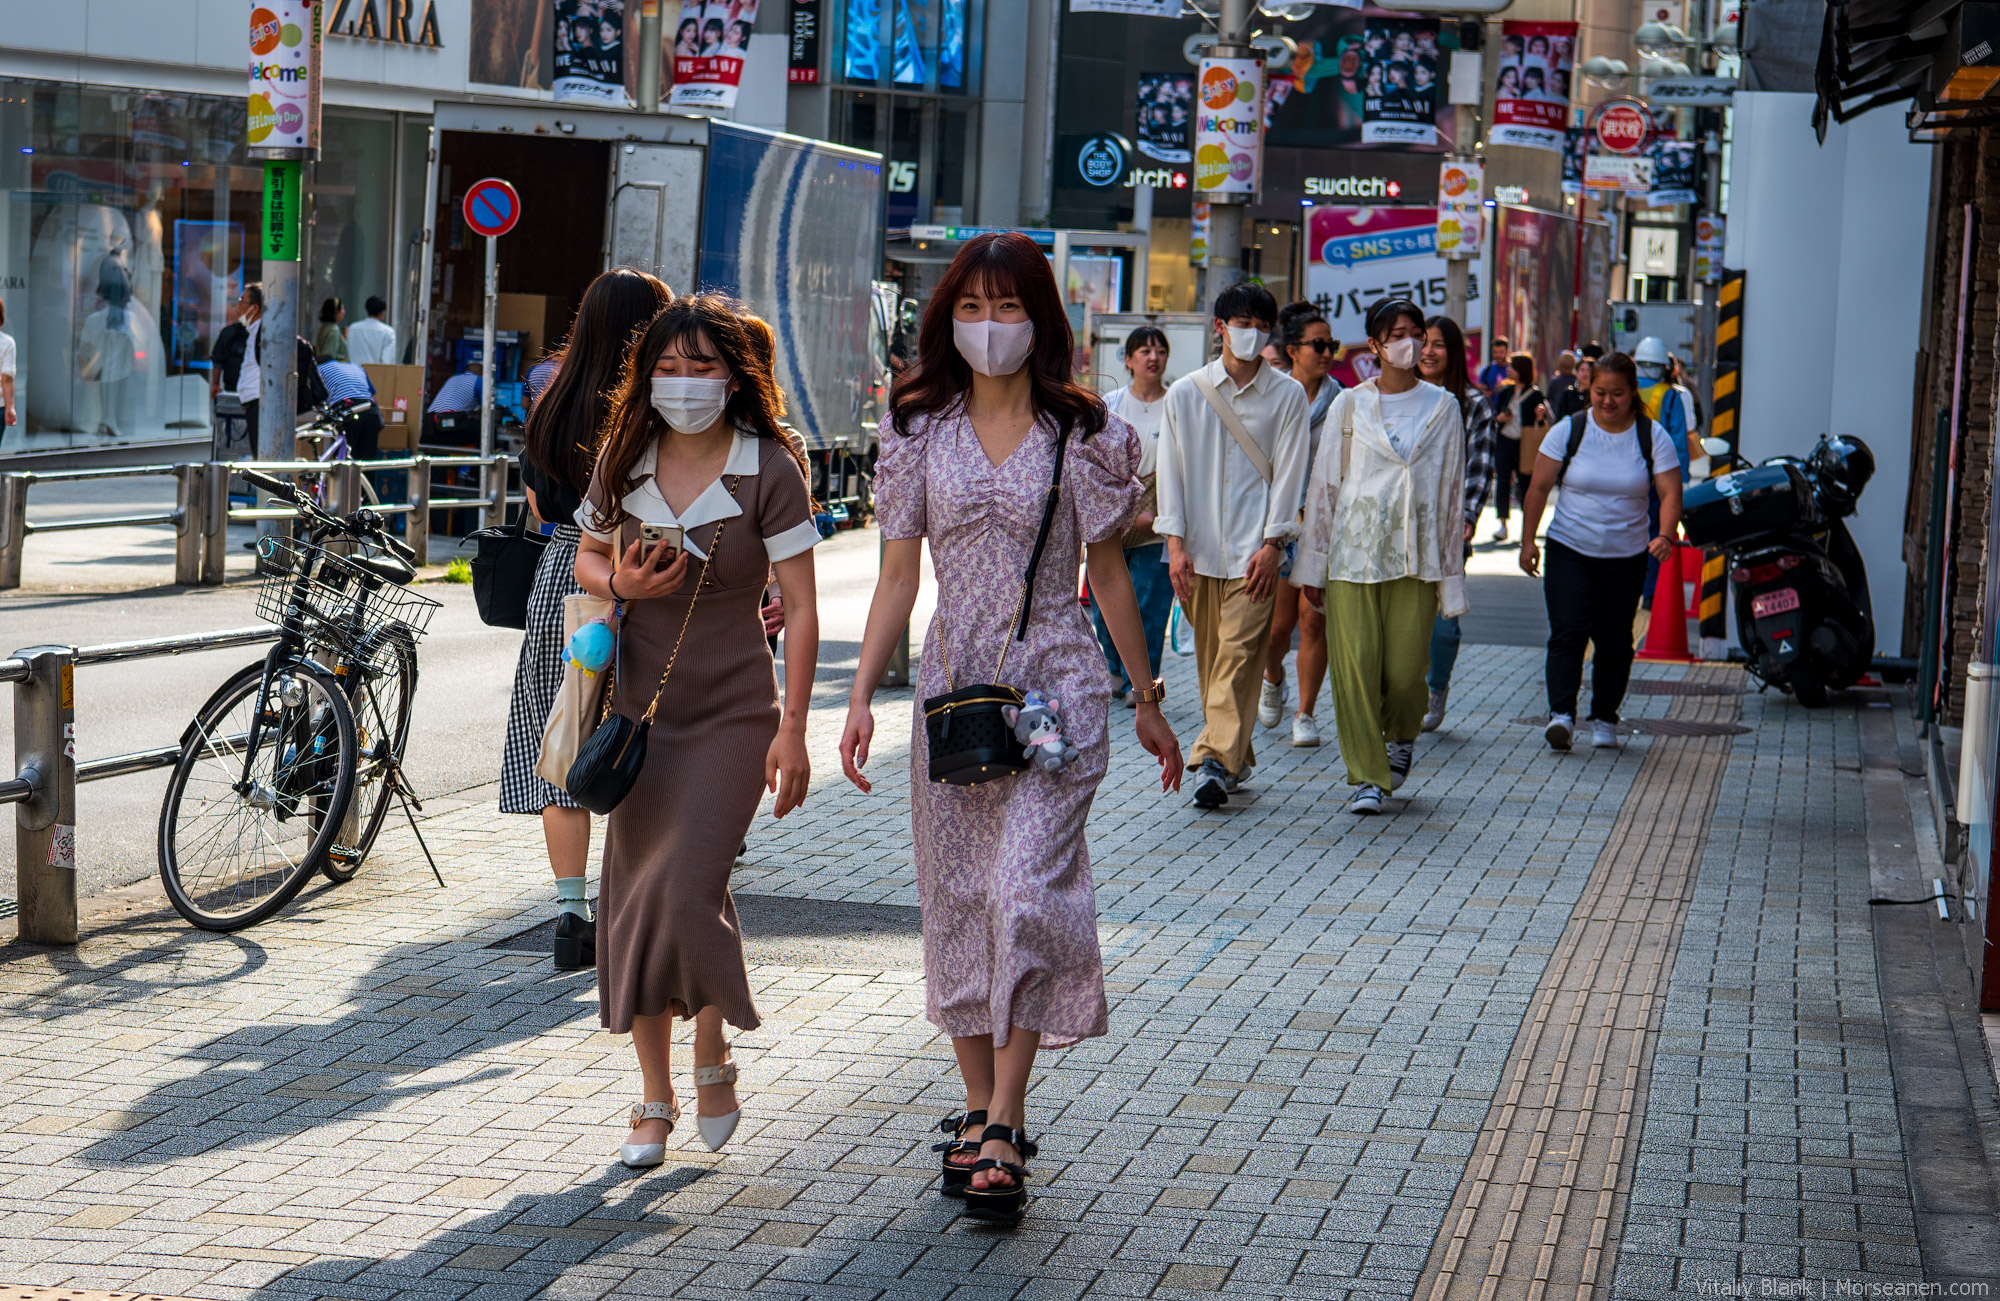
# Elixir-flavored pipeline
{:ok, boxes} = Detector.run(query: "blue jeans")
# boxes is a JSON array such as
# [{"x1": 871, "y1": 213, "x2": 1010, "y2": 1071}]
[
  {"x1": 1093, "y1": 542, "x2": 1173, "y2": 690},
  {"x1": 1427, "y1": 615, "x2": 1461, "y2": 692}
]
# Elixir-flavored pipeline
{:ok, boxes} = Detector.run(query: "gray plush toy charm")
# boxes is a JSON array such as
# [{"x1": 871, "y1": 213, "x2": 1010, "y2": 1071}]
[{"x1": 1002, "y1": 690, "x2": 1080, "y2": 774}]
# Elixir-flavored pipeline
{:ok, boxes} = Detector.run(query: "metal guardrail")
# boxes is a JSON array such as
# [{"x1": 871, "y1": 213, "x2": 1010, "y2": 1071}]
[
  {"x1": 0, "y1": 454, "x2": 523, "y2": 591},
  {"x1": 4, "y1": 626, "x2": 282, "y2": 945}
]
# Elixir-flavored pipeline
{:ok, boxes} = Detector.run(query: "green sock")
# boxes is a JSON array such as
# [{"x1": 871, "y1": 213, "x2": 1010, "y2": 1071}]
[{"x1": 555, "y1": 876, "x2": 591, "y2": 921}]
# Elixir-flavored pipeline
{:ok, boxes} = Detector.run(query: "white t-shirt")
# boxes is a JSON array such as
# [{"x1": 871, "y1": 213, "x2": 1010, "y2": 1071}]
[
  {"x1": 1105, "y1": 385, "x2": 1164, "y2": 478},
  {"x1": 1539, "y1": 413, "x2": 1680, "y2": 559},
  {"x1": 1377, "y1": 386, "x2": 1426, "y2": 459},
  {"x1": 236, "y1": 319, "x2": 262, "y2": 404},
  {"x1": 0, "y1": 330, "x2": 16, "y2": 379}
]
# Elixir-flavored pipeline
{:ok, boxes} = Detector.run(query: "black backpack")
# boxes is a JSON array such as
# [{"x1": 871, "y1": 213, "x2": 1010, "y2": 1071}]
[{"x1": 1555, "y1": 411, "x2": 1655, "y2": 486}]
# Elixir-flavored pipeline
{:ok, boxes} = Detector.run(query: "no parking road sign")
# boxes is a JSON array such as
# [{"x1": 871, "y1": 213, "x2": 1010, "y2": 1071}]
[{"x1": 463, "y1": 178, "x2": 521, "y2": 238}]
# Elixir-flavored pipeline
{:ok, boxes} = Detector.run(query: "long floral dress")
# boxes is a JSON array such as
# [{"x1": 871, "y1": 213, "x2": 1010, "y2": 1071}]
[{"x1": 874, "y1": 406, "x2": 1143, "y2": 1049}]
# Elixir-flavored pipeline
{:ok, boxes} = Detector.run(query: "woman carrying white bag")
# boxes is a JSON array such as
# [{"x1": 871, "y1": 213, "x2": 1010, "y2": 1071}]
[{"x1": 499, "y1": 268, "x2": 672, "y2": 972}]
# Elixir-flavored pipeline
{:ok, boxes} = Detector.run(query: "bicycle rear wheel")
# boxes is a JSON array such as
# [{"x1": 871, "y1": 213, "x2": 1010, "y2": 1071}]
[
  {"x1": 158, "y1": 658, "x2": 358, "y2": 931},
  {"x1": 324, "y1": 626, "x2": 418, "y2": 882}
]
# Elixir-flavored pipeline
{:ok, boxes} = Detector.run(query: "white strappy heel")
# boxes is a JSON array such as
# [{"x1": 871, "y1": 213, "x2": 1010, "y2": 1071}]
[
  {"x1": 693, "y1": 1058, "x2": 741, "y2": 1152},
  {"x1": 620, "y1": 1099, "x2": 680, "y2": 1168}
]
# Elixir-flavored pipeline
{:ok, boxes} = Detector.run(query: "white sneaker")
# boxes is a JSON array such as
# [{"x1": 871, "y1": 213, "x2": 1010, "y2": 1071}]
[
  {"x1": 1545, "y1": 713, "x2": 1575, "y2": 752},
  {"x1": 1386, "y1": 739, "x2": 1415, "y2": 791},
  {"x1": 1258, "y1": 678, "x2": 1287, "y2": 729},
  {"x1": 1349, "y1": 784, "x2": 1384, "y2": 815},
  {"x1": 1491, "y1": 523, "x2": 1510, "y2": 542},
  {"x1": 1291, "y1": 713, "x2": 1321, "y2": 747},
  {"x1": 1421, "y1": 688, "x2": 1448, "y2": 732},
  {"x1": 1591, "y1": 719, "x2": 1620, "y2": 749},
  {"x1": 1225, "y1": 765, "x2": 1253, "y2": 792}
]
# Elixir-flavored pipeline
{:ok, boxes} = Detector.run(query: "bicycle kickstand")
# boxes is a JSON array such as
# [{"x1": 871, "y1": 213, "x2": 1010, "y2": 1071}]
[{"x1": 384, "y1": 759, "x2": 446, "y2": 889}]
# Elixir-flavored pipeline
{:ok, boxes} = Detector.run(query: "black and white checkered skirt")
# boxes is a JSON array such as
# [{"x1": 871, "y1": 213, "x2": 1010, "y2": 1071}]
[{"x1": 499, "y1": 524, "x2": 586, "y2": 814}]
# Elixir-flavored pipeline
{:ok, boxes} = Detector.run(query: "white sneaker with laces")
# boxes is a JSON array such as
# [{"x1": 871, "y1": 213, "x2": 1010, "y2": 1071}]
[
  {"x1": 1386, "y1": 739, "x2": 1415, "y2": 790},
  {"x1": 1258, "y1": 678, "x2": 1287, "y2": 729},
  {"x1": 1422, "y1": 688, "x2": 1448, "y2": 732},
  {"x1": 1349, "y1": 784, "x2": 1384, "y2": 815},
  {"x1": 1545, "y1": 713, "x2": 1575, "y2": 752},
  {"x1": 1291, "y1": 713, "x2": 1321, "y2": 747},
  {"x1": 1591, "y1": 719, "x2": 1620, "y2": 749}
]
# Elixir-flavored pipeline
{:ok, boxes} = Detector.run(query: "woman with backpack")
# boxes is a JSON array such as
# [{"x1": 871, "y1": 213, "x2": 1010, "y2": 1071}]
[{"x1": 1516, "y1": 351, "x2": 1683, "y2": 752}]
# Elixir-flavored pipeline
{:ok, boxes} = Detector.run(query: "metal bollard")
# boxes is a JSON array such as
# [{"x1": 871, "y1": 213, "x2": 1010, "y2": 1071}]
[
  {"x1": 482, "y1": 453, "x2": 510, "y2": 531},
  {"x1": 0, "y1": 472, "x2": 27, "y2": 591},
  {"x1": 14, "y1": 646, "x2": 78, "y2": 945},
  {"x1": 201, "y1": 462, "x2": 229, "y2": 585},
  {"x1": 331, "y1": 459, "x2": 363, "y2": 519},
  {"x1": 173, "y1": 464, "x2": 202, "y2": 586},
  {"x1": 409, "y1": 458, "x2": 432, "y2": 566}
]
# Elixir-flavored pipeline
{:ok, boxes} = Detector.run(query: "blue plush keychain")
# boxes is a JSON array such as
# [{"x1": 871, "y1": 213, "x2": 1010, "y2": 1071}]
[{"x1": 566, "y1": 619, "x2": 615, "y2": 677}]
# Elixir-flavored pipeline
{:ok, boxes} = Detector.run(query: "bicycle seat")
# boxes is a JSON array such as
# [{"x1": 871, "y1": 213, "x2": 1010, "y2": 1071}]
[{"x1": 351, "y1": 553, "x2": 416, "y2": 587}]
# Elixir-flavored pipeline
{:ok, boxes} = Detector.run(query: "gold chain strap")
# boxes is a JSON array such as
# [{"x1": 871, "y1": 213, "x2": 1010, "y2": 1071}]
[
  {"x1": 932, "y1": 582, "x2": 1029, "y2": 694},
  {"x1": 608, "y1": 476, "x2": 740, "y2": 726}
]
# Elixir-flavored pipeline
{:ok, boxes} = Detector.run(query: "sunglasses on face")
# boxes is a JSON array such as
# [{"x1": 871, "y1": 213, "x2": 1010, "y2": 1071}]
[{"x1": 1297, "y1": 339, "x2": 1334, "y2": 354}]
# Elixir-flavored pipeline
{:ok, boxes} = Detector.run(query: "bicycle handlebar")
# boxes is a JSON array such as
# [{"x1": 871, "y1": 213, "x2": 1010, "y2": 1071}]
[{"x1": 241, "y1": 468, "x2": 419, "y2": 566}]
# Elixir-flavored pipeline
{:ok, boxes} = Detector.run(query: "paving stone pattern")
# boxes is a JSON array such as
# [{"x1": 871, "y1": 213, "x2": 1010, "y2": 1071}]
[{"x1": 0, "y1": 647, "x2": 1926, "y2": 1299}]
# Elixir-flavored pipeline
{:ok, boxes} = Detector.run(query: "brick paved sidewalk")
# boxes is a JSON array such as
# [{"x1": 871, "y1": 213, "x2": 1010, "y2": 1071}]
[{"x1": 0, "y1": 644, "x2": 1979, "y2": 1299}]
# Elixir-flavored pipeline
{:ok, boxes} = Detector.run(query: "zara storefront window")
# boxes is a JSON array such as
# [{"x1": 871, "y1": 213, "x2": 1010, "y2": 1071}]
[
  {"x1": 831, "y1": 0, "x2": 982, "y2": 234},
  {"x1": 0, "y1": 79, "x2": 422, "y2": 456}
]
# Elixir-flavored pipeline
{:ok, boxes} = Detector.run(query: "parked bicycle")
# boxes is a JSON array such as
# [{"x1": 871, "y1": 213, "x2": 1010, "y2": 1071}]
[{"x1": 156, "y1": 468, "x2": 441, "y2": 931}]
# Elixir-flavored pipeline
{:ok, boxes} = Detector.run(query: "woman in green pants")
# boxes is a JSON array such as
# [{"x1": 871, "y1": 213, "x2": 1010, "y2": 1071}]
[{"x1": 1290, "y1": 297, "x2": 1467, "y2": 814}]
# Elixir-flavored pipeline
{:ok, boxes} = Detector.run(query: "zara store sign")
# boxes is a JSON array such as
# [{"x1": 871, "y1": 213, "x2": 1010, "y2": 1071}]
[{"x1": 326, "y1": 0, "x2": 445, "y2": 48}]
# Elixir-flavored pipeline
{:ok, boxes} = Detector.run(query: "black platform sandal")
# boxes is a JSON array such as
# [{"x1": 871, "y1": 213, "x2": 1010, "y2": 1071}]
[
  {"x1": 959, "y1": 1124, "x2": 1038, "y2": 1225},
  {"x1": 931, "y1": 1109, "x2": 987, "y2": 1198}
]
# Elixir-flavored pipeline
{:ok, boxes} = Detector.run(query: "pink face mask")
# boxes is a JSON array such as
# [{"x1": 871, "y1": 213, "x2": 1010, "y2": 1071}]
[
  {"x1": 953, "y1": 318, "x2": 1036, "y2": 376},
  {"x1": 1380, "y1": 336, "x2": 1419, "y2": 371}
]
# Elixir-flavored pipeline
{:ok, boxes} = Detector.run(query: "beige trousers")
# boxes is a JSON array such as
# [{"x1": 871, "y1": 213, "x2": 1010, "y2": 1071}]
[{"x1": 1184, "y1": 573, "x2": 1277, "y2": 776}]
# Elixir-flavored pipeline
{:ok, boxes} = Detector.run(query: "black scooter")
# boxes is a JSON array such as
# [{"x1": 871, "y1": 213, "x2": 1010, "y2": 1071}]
[{"x1": 1681, "y1": 434, "x2": 1875, "y2": 707}]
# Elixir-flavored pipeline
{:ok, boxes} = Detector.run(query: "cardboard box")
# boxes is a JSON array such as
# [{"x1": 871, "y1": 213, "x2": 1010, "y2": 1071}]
[{"x1": 497, "y1": 293, "x2": 560, "y2": 364}]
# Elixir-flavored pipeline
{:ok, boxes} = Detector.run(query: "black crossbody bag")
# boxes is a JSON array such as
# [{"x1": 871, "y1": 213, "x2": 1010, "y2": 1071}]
[{"x1": 922, "y1": 420, "x2": 1072, "y2": 786}]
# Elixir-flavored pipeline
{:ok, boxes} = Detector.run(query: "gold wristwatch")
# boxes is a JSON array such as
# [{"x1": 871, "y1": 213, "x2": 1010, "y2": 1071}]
[{"x1": 1131, "y1": 678, "x2": 1166, "y2": 705}]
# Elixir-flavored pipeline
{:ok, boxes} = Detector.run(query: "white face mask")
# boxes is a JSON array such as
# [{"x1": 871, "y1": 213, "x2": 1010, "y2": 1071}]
[
  {"x1": 1380, "y1": 336, "x2": 1419, "y2": 371},
  {"x1": 650, "y1": 375, "x2": 731, "y2": 434},
  {"x1": 953, "y1": 318, "x2": 1036, "y2": 377},
  {"x1": 1225, "y1": 325, "x2": 1270, "y2": 362}
]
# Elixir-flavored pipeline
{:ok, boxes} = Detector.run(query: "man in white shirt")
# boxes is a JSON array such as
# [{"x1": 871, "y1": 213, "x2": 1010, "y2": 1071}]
[
  {"x1": 346, "y1": 295, "x2": 399, "y2": 365},
  {"x1": 1156, "y1": 282, "x2": 1312, "y2": 809}
]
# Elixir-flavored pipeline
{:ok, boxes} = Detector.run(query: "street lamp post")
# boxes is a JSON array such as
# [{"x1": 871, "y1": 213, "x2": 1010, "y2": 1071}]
[
  {"x1": 638, "y1": 0, "x2": 663, "y2": 112},
  {"x1": 1199, "y1": 0, "x2": 1259, "y2": 298}
]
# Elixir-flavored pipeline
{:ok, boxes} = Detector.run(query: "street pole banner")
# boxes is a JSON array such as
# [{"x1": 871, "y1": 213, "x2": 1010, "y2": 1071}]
[
  {"x1": 787, "y1": 0, "x2": 819, "y2": 82},
  {"x1": 1359, "y1": 16, "x2": 1441, "y2": 146},
  {"x1": 1067, "y1": 0, "x2": 1177, "y2": 14},
  {"x1": 1137, "y1": 72, "x2": 1193, "y2": 163},
  {"x1": 1694, "y1": 213, "x2": 1725, "y2": 282},
  {"x1": 1436, "y1": 160, "x2": 1483, "y2": 260},
  {"x1": 1191, "y1": 202, "x2": 1212, "y2": 266},
  {"x1": 1194, "y1": 57, "x2": 1264, "y2": 197},
  {"x1": 248, "y1": 2, "x2": 323, "y2": 152},
  {"x1": 1645, "y1": 138, "x2": 1699, "y2": 206},
  {"x1": 1585, "y1": 153, "x2": 1651, "y2": 193},
  {"x1": 1561, "y1": 127, "x2": 1587, "y2": 194},
  {"x1": 1489, "y1": 20, "x2": 1575, "y2": 152},
  {"x1": 554, "y1": 0, "x2": 629, "y2": 105},
  {"x1": 1305, "y1": 205, "x2": 1484, "y2": 388},
  {"x1": 671, "y1": 0, "x2": 759, "y2": 108}
]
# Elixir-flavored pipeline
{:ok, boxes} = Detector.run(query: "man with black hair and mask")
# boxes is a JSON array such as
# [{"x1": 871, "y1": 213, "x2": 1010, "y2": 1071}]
[{"x1": 1156, "y1": 281, "x2": 1312, "y2": 810}]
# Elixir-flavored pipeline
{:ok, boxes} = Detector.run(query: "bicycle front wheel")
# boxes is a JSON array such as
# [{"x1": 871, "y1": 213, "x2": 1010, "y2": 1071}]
[
  {"x1": 158, "y1": 658, "x2": 358, "y2": 931},
  {"x1": 325, "y1": 626, "x2": 418, "y2": 882}
]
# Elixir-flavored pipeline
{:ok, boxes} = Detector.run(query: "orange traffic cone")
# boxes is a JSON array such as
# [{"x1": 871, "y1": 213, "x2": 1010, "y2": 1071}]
[
  {"x1": 1679, "y1": 545, "x2": 1704, "y2": 619},
  {"x1": 1637, "y1": 547, "x2": 1695, "y2": 663}
]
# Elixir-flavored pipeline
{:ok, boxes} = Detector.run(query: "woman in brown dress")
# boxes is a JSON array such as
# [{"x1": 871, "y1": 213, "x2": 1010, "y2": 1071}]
[{"x1": 573, "y1": 295, "x2": 822, "y2": 1165}]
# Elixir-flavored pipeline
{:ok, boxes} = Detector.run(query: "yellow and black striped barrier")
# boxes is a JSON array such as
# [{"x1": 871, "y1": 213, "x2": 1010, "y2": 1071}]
[{"x1": 1700, "y1": 270, "x2": 1745, "y2": 651}]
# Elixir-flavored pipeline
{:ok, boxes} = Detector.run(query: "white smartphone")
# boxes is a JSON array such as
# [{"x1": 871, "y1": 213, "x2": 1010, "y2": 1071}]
[{"x1": 639, "y1": 523, "x2": 683, "y2": 560}]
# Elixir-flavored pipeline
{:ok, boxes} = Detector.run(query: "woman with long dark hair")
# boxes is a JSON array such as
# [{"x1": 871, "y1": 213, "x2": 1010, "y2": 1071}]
[
  {"x1": 1517, "y1": 351, "x2": 1681, "y2": 751},
  {"x1": 1416, "y1": 314, "x2": 1496, "y2": 731},
  {"x1": 1092, "y1": 324, "x2": 1173, "y2": 700},
  {"x1": 1261, "y1": 299, "x2": 1341, "y2": 748},
  {"x1": 575, "y1": 294, "x2": 822, "y2": 1164},
  {"x1": 498, "y1": 268, "x2": 672, "y2": 973},
  {"x1": 839, "y1": 233, "x2": 1183, "y2": 1226}
]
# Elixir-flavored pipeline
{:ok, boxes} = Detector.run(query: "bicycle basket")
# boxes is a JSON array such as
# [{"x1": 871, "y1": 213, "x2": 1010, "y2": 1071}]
[{"x1": 255, "y1": 536, "x2": 441, "y2": 653}]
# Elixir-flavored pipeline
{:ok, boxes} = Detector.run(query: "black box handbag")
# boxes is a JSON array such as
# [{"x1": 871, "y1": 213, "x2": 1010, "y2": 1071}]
[
  {"x1": 565, "y1": 483, "x2": 736, "y2": 813},
  {"x1": 466, "y1": 511, "x2": 548, "y2": 629},
  {"x1": 923, "y1": 421, "x2": 1070, "y2": 786}
]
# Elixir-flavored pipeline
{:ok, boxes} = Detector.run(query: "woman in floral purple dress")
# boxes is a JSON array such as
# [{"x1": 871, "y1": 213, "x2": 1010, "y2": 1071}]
[{"x1": 840, "y1": 233, "x2": 1184, "y2": 1226}]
